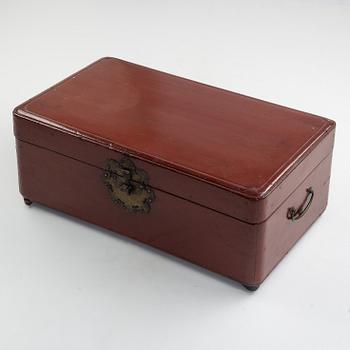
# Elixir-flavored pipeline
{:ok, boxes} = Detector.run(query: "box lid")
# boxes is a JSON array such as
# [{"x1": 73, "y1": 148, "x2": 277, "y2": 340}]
[{"x1": 13, "y1": 57, "x2": 335, "y2": 223}]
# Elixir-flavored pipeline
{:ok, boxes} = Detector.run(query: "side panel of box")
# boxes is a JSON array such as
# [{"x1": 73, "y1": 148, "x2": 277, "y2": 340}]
[
  {"x1": 16, "y1": 139, "x2": 261, "y2": 286},
  {"x1": 255, "y1": 153, "x2": 333, "y2": 284}
]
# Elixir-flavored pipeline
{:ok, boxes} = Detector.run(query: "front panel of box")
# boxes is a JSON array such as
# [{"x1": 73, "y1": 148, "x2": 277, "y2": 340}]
[{"x1": 16, "y1": 139, "x2": 261, "y2": 286}]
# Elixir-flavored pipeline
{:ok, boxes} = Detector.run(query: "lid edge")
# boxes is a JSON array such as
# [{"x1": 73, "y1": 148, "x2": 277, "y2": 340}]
[{"x1": 13, "y1": 108, "x2": 335, "y2": 201}]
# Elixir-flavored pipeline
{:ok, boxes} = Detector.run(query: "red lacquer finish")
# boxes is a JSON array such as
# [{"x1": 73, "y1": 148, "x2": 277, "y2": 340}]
[{"x1": 13, "y1": 57, "x2": 336, "y2": 288}]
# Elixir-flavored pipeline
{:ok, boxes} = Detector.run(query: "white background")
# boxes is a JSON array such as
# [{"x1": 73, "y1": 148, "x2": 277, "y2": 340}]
[{"x1": 1, "y1": 1, "x2": 350, "y2": 349}]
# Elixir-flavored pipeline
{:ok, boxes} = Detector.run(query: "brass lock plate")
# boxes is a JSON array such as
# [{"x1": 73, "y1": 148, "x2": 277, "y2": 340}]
[{"x1": 103, "y1": 157, "x2": 155, "y2": 213}]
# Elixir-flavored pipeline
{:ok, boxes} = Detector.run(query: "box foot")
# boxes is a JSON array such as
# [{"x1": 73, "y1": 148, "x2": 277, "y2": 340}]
[
  {"x1": 23, "y1": 198, "x2": 33, "y2": 206},
  {"x1": 242, "y1": 284, "x2": 260, "y2": 292}
]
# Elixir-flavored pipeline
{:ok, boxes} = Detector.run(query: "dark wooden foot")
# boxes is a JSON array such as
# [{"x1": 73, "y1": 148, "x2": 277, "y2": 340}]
[
  {"x1": 24, "y1": 198, "x2": 33, "y2": 206},
  {"x1": 243, "y1": 284, "x2": 260, "y2": 291}
]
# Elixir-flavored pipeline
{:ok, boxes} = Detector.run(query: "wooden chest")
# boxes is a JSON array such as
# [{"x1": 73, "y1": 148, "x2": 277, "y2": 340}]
[{"x1": 13, "y1": 57, "x2": 335, "y2": 290}]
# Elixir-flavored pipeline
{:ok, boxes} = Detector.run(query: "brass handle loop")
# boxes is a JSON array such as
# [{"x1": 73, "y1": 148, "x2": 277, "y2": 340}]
[{"x1": 287, "y1": 187, "x2": 314, "y2": 221}]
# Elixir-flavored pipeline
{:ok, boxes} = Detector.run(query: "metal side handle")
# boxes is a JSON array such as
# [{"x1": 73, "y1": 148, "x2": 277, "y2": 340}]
[{"x1": 287, "y1": 187, "x2": 314, "y2": 221}]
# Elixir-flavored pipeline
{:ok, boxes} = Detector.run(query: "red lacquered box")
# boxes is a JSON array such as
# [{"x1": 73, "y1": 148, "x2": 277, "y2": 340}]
[{"x1": 13, "y1": 57, "x2": 336, "y2": 290}]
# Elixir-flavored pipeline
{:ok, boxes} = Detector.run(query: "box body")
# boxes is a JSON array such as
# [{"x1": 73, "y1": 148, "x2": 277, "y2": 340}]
[{"x1": 13, "y1": 58, "x2": 335, "y2": 288}]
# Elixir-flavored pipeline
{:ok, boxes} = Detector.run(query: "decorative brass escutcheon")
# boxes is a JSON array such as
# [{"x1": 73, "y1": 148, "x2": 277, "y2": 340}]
[{"x1": 103, "y1": 157, "x2": 155, "y2": 213}]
